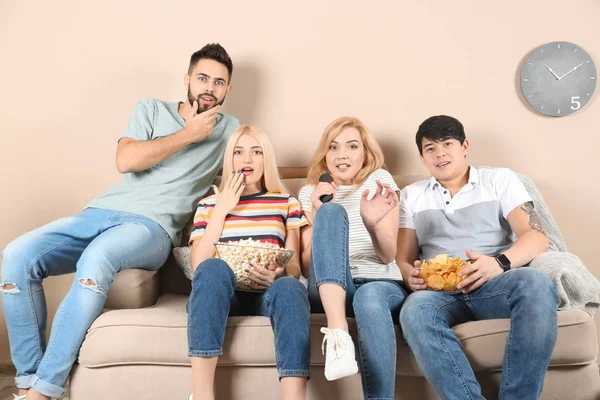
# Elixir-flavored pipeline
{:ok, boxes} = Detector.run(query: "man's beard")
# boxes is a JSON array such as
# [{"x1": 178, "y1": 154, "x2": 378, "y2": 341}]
[{"x1": 188, "y1": 88, "x2": 226, "y2": 114}]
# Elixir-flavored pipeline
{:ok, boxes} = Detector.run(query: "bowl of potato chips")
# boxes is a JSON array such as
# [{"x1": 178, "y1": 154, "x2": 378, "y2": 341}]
[
  {"x1": 417, "y1": 254, "x2": 471, "y2": 293},
  {"x1": 215, "y1": 239, "x2": 294, "y2": 291}
]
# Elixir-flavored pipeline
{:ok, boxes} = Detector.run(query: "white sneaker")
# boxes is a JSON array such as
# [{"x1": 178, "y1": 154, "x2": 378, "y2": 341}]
[
  {"x1": 320, "y1": 327, "x2": 359, "y2": 381},
  {"x1": 12, "y1": 394, "x2": 59, "y2": 400},
  {"x1": 188, "y1": 395, "x2": 193, "y2": 400}
]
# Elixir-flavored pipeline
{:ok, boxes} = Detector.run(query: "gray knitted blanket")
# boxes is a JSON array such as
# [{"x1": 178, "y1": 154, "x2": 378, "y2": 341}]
[{"x1": 518, "y1": 172, "x2": 600, "y2": 314}]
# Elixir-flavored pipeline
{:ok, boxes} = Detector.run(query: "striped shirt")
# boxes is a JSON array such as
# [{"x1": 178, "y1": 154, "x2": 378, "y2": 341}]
[
  {"x1": 190, "y1": 191, "x2": 308, "y2": 247},
  {"x1": 299, "y1": 169, "x2": 403, "y2": 281}
]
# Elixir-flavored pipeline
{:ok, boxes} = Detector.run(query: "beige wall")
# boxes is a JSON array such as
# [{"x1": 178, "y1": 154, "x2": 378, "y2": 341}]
[{"x1": 1, "y1": 0, "x2": 599, "y2": 366}]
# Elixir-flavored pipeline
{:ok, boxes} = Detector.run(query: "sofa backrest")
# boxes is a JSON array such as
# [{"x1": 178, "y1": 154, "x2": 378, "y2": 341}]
[
  {"x1": 160, "y1": 168, "x2": 566, "y2": 296},
  {"x1": 160, "y1": 173, "x2": 428, "y2": 296}
]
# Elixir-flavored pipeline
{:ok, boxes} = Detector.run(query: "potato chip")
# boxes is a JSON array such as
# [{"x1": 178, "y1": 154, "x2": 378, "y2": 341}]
[
  {"x1": 417, "y1": 254, "x2": 471, "y2": 292},
  {"x1": 445, "y1": 272, "x2": 458, "y2": 288},
  {"x1": 432, "y1": 253, "x2": 448, "y2": 265},
  {"x1": 427, "y1": 274, "x2": 445, "y2": 290}
]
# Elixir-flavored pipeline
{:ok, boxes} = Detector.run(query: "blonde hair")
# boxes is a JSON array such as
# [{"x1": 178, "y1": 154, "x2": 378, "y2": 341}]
[
  {"x1": 220, "y1": 125, "x2": 288, "y2": 194},
  {"x1": 306, "y1": 117, "x2": 385, "y2": 187}
]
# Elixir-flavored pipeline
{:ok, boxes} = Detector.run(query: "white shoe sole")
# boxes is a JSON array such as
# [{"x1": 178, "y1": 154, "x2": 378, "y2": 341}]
[{"x1": 324, "y1": 361, "x2": 359, "y2": 381}]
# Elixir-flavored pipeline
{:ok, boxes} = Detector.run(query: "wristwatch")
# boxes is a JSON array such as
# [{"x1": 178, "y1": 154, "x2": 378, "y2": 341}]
[{"x1": 495, "y1": 253, "x2": 511, "y2": 272}]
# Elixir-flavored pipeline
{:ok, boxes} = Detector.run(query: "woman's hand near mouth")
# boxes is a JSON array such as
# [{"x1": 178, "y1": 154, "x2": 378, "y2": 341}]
[{"x1": 212, "y1": 171, "x2": 245, "y2": 218}]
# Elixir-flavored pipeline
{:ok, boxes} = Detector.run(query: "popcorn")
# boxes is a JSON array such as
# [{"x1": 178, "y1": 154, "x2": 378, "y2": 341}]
[{"x1": 214, "y1": 239, "x2": 294, "y2": 291}]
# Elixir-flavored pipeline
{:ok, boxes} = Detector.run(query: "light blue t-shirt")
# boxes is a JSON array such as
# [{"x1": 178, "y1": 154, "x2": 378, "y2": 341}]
[{"x1": 87, "y1": 99, "x2": 240, "y2": 245}]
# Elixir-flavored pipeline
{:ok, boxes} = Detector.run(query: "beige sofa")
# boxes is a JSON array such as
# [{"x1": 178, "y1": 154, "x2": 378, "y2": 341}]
[{"x1": 70, "y1": 173, "x2": 600, "y2": 400}]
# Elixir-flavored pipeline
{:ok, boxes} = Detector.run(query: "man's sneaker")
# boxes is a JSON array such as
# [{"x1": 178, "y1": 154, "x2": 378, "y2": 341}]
[{"x1": 320, "y1": 327, "x2": 359, "y2": 381}]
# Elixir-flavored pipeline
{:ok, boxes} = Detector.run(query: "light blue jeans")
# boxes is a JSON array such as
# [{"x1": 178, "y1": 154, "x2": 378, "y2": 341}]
[
  {"x1": 188, "y1": 258, "x2": 311, "y2": 379},
  {"x1": 0, "y1": 208, "x2": 172, "y2": 398},
  {"x1": 308, "y1": 203, "x2": 407, "y2": 400},
  {"x1": 400, "y1": 268, "x2": 560, "y2": 400}
]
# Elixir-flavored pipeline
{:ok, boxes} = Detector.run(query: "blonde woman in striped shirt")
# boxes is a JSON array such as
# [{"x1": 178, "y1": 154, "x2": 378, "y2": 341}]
[
  {"x1": 187, "y1": 125, "x2": 310, "y2": 400},
  {"x1": 299, "y1": 117, "x2": 406, "y2": 400}
]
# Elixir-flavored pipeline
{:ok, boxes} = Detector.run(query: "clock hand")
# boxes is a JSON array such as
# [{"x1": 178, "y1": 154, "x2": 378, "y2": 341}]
[
  {"x1": 544, "y1": 64, "x2": 561, "y2": 80},
  {"x1": 558, "y1": 63, "x2": 584, "y2": 80}
]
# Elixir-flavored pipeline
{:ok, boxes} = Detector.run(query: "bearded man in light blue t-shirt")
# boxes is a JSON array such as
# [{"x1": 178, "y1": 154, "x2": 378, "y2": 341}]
[{"x1": 1, "y1": 43, "x2": 240, "y2": 400}]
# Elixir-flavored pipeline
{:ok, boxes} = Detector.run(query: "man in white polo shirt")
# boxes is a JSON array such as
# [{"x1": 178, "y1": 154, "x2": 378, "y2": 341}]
[{"x1": 397, "y1": 115, "x2": 559, "y2": 400}]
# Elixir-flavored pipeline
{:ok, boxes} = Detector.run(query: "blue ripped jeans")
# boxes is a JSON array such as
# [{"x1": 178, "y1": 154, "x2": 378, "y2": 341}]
[{"x1": 1, "y1": 208, "x2": 171, "y2": 398}]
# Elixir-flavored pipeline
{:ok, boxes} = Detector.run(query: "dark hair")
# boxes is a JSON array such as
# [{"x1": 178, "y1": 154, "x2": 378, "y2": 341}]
[
  {"x1": 415, "y1": 115, "x2": 465, "y2": 155},
  {"x1": 188, "y1": 43, "x2": 233, "y2": 82}
]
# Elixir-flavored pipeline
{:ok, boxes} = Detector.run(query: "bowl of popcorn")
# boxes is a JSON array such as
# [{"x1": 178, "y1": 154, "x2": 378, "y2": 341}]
[
  {"x1": 214, "y1": 239, "x2": 295, "y2": 291},
  {"x1": 416, "y1": 253, "x2": 472, "y2": 293}
]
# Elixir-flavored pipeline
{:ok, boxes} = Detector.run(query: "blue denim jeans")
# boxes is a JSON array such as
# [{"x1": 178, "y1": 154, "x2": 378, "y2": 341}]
[
  {"x1": 187, "y1": 258, "x2": 311, "y2": 379},
  {"x1": 400, "y1": 268, "x2": 560, "y2": 400},
  {"x1": 0, "y1": 208, "x2": 171, "y2": 398},
  {"x1": 308, "y1": 203, "x2": 407, "y2": 400}
]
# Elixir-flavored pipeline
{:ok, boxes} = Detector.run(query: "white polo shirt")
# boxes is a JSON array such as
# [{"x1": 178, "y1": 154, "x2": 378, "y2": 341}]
[{"x1": 399, "y1": 166, "x2": 532, "y2": 260}]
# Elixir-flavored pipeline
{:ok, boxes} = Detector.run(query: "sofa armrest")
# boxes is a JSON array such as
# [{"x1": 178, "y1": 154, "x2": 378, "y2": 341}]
[
  {"x1": 530, "y1": 251, "x2": 600, "y2": 313},
  {"x1": 105, "y1": 268, "x2": 160, "y2": 309}
]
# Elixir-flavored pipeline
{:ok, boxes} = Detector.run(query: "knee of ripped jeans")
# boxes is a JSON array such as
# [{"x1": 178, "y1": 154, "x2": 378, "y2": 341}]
[
  {"x1": 78, "y1": 278, "x2": 105, "y2": 294},
  {"x1": 0, "y1": 282, "x2": 21, "y2": 294}
]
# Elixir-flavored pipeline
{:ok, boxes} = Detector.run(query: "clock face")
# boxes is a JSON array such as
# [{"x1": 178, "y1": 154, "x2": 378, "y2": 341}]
[{"x1": 521, "y1": 41, "x2": 597, "y2": 117}]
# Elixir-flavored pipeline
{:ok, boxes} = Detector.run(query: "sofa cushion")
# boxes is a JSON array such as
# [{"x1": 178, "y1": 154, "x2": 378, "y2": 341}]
[
  {"x1": 104, "y1": 268, "x2": 160, "y2": 309},
  {"x1": 79, "y1": 294, "x2": 597, "y2": 375}
]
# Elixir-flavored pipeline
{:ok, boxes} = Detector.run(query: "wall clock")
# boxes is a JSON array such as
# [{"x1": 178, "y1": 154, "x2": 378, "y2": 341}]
[{"x1": 521, "y1": 41, "x2": 596, "y2": 116}]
